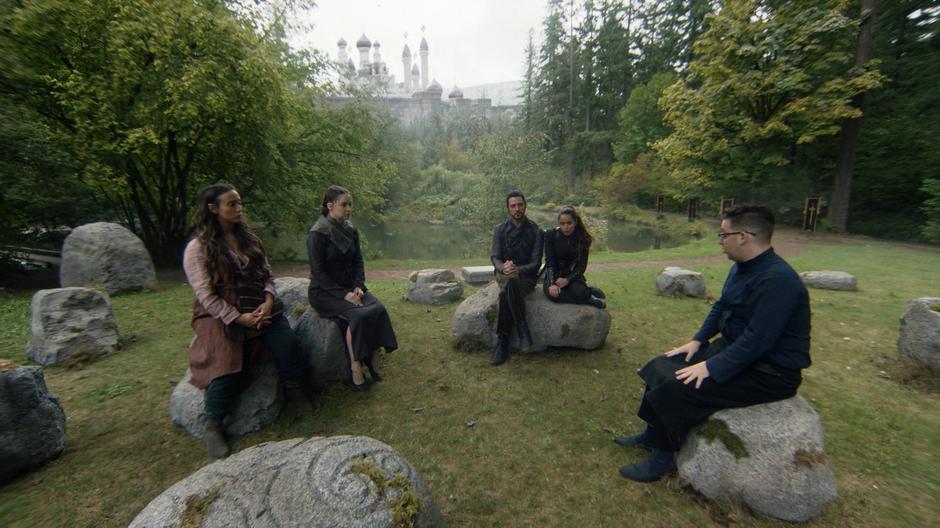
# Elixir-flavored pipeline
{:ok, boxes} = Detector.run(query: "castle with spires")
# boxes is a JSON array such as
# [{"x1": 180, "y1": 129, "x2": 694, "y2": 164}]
[{"x1": 327, "y1": 33, "x2": 517, "y2": 127}]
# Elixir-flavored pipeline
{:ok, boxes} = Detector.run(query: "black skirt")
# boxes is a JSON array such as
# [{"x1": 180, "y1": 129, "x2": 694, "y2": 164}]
[
  {"x1": 636, "y1": 338, "x2": 801, "y2": 450},
  {"x1": 318, "y1": 292, "x2": 398, "y2": 361}
]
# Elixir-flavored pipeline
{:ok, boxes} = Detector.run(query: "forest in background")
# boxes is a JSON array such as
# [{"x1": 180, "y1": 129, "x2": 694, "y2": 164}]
[{"x1": 1, "y1": 0, "x2": 939, "y2": 267}]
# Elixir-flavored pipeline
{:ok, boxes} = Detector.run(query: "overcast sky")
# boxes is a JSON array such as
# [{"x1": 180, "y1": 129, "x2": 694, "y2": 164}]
[{"x1": 291, "y1": 0, "x2": 549, "y2": 89}]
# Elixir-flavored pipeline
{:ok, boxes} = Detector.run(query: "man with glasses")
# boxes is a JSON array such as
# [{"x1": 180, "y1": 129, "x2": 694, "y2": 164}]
[{"x1": 615, "y1": 205, "x2": 811, "y2": 482}]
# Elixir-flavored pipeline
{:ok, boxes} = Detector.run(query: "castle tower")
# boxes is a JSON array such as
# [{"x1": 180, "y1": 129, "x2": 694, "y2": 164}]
[
  {"x1": 427, "y1": 78, "x2": 443, "y2": 101},
  {"x1": 372, "y1": 41, "x2": 383, "y2": 74},
  {"x1": 402, "y1": 44, "x2": 412, "y2": 92},
  {"x1": 337, "y1": 37, "x2": 348, "y2": 64},
  {"x1": 356, "y1": 34, "x2": 371, "y2": 71},
  {"x1": 448, "y1": 85, "x2": 464, "y2": 102},
  {"x1": 419, "y1": 37, "x2": 429, "y2": 89},
  {"x1": 411, "y1": 63, "x2": 420, "y2": 93}
]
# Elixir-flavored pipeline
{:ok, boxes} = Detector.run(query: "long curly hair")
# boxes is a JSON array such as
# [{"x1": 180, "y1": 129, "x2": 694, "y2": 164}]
[
  {"x1": 557, "y1": 206, "x2": 593, "y2": 250},
  {"x1": 193, "y1": 183, "x2": 269, "y2": 294}
]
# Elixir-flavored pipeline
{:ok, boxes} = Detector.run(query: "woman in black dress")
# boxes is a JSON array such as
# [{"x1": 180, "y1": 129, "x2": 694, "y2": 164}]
[
  {"x1": 543, "y1": 206, "x2": 606, "y2": 308},
  {"x1": 307, "y1": 185, "x2": 398, "y2": 390}
]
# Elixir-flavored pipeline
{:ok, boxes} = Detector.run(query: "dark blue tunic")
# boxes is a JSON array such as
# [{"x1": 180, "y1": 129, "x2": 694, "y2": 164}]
[
  {"x1": 636, "y1": 247, "x2": 811, "y2": 450},
  {"x1": 694, "y1": 247, "x2": 811, "y2": 383}
]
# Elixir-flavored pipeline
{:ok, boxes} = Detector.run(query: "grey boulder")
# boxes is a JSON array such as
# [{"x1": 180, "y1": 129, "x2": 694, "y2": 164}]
[
  {"x1": 26, "y1": 287, "x2": 119, "y2": 366},
  {"x1": 406, "y1": 269, "x2": 463, "y2": 304},
  {"x1": 294, "y1": 307, "x2": 348, "y2": 389},
  {"x1": 655, "y1": 267, "x2": 707, "y2": 298},
  {"x1": 677, "y1": 395, "x2": 837, "y2": 522},
  {"x1": 170, "y1": 358, "x2": 282, "y2": 439},
  {"x1": 0, "y1": 365, "x2": 66, "y2": 483},
  {"x1": 60, "y1": 222, "x2": 157, "y2": 294},
  {"x1": 460, "y1": 265, "x2": 495, "y2": 285},
  {"x1": 273, "y1": 276, "x2": 311, "y2": 327},
  {"x1": 273, "y1": 277, "x2": 348, "y2": 388},
  {"x1": 897, "y1": 297, "x2": 940, "y2": 370},
  {"x1": 799, "y1": 271, "x2": 857, "y2": 291},
  {"x1": 452, "y1": 282, "x2": 610, "y2": 352},
  {"x1": 130, "y1": 436, "x2": 445, "y2": 528}
]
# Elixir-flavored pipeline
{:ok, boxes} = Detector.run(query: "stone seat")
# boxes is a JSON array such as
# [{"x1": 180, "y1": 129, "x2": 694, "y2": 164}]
[
  {"x1": 406, "y1": 269, "x2": 463, "y2": 304},
  {"x1": 27, "y1": 287, "x2": 120, "y2": 366},
  {"x1": 274, "y1": 277, "x2": 348, "y2": 389},
  {"x1": 897, "y1": 297, "x2": 940, "y2": 371},
  {"x1": 461, "y1": 265, "x2": 495, "y2": 286},
  {"x1": 677, "y1": 395, "x2": 837, "y2": 522},
  {"x1": 130, "y1": 436, "x2": 445, "y2": 527},
  {"x1": 1, "y1": 364, "x2": 66, "y2": 484},
  {"x1": 452, "y1": 282, "x2": 610, "y2": 352},
  {"x1": 170, "y1": 348, "x2": 282, "y2": 440},
  {"x1": 656, "y1": 266, "x2": 706, "y2": 298},
  {"x1": 799, "y1": 270, "x2": 857, "y2": 291}
]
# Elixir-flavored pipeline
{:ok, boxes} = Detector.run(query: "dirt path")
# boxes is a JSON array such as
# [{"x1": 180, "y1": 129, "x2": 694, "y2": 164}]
[{"x1": 271, "y1": 224, "x2": 818, "y2": 280}]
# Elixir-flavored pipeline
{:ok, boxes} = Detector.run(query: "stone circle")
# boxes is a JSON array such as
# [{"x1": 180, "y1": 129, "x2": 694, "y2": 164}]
[
  {"x1": 799, "y1": 271, "x2": 857, "y2": 291},
  {"x1": 897, "y1": 297, "x2": 940, "y2": 371},
  {"x1": 170, "y1": 355, "x2": 282, "y2": 439},
  {"x1": 60, "y1": 222, "x2": 157, "y2": 294},
  {"x1": 129, "y1": 436, "x2": 445, "y2": 528},
  {"x1": 460, "y1": 265, "x2": 495, "y2": 285},
  {"x1": 0, "y1": 365, "x2": 66, "y2": 483},
  {"x1": 452, "y1": 282, "x2": 610, "y2": 352},
  {"x1": 677, "y1": 395, "x2": 837, "y2": 522},
  {"x1": 406, "y1": 269, "x2": 463, "y2": 304},
  {"x1": 26, "y1": 287, "x2": 119, "y2": 366},
  {"x1": 655, "y1": 267, "x2": 707, "y2": 298}
]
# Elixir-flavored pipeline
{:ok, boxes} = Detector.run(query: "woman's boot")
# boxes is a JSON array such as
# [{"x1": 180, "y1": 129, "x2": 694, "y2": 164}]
[{"x1": 204, "y1": 418, "x2": 230, "y2": 458}]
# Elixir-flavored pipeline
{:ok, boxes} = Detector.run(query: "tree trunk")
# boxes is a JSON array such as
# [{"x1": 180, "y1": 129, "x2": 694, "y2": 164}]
[{"x1": 830, "y1": 0, "x2": 877, "y2": 231}]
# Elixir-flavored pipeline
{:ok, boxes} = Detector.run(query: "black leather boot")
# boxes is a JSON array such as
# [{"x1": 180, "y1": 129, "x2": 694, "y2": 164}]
[
  {"x1": 590, "y1": 286, "x2": 606, "y2": 299},
  {"x1": 490, "y1": 334, "x2": 510, "y2": 366},
  {"x1": 516, "y1": 322, "x2": 533, "y2": 352},
  {"x1": 589, "y1": 296, "x2": 606, "y2": 309}
]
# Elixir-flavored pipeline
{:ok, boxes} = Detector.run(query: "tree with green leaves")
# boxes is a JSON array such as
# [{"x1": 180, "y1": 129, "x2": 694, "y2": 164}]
[
  {"x1": 655, "y1": 0, "x2": 884, "y2": 204},
  {"x1": 0, "y1": 0, "x2": 389, "y2": 264},
  {"x1": 849, "y1": 1, "x2": 940, "y2": 239},
  {"x1": 614, "y1": 71, "x2": 676, "y2": 164}
]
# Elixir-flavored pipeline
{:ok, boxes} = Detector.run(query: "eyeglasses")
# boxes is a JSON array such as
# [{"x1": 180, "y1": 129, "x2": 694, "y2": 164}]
[{"x1": 717, "y1": 231, "x2": 756, "y2": 240}]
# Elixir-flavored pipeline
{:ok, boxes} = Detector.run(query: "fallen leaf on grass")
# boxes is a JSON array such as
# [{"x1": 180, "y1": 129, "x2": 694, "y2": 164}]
[
  {"x1": 410, "y1": 407, "x2": 425, "y2": 413},
  {"x1": 465, "y1": 420, "x2": 476, "y2": 428}
]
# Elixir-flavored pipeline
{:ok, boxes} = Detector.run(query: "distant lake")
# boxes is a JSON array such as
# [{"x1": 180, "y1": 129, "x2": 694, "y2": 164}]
[{"x1": 261, "y1": 218, "x2": 687, "y2": 262}]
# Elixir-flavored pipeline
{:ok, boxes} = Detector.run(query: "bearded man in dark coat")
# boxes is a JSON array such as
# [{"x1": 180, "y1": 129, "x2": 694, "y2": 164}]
[{"x1": 489, "y1": 191, "x2": 543, "y2": 366}]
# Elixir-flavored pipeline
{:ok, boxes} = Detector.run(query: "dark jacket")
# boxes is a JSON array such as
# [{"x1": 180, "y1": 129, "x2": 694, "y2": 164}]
[
  {"x1": 543, "y1": 227, "x2": 589, "y2": 285},
  {"x1": 490, "y1": 217, "x2": 544, "y2": 277}
]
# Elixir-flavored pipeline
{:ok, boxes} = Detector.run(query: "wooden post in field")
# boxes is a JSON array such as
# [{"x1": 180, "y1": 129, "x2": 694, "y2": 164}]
[
  {"x1": 803, "y1": 196, "x2": 821, "y2": 231},
  {"x1": 719, "y1": 196, "x2": 736, "y2": 216}
]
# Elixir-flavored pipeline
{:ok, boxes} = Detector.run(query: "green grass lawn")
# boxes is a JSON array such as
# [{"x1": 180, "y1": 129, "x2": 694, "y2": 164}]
[{"x1": 1, "y1": 237, "x2": 938, "y2": 527}]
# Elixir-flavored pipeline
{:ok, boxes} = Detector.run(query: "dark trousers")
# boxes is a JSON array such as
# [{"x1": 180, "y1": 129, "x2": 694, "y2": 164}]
[
  {"x1": 204, "y1": 319, "x2": 307, "y2": 419},
  {"x1": 496, "y1": 274, "x2": 538, "y2": 336},
  {"x1": 543, "y1": 278, "x2": 593, "y2": 305},
  {"x1": 636, "y1": 339, "x2": 801, "y2": 451}
]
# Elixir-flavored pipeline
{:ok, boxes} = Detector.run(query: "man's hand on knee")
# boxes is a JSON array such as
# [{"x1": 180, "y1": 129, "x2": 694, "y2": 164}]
[
  {"x1": 675, "y1": 361, "x2": 710, "y2": 389},
  {"x1": 664, "y1": 340, "x2": 701, "y2": 362}
]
